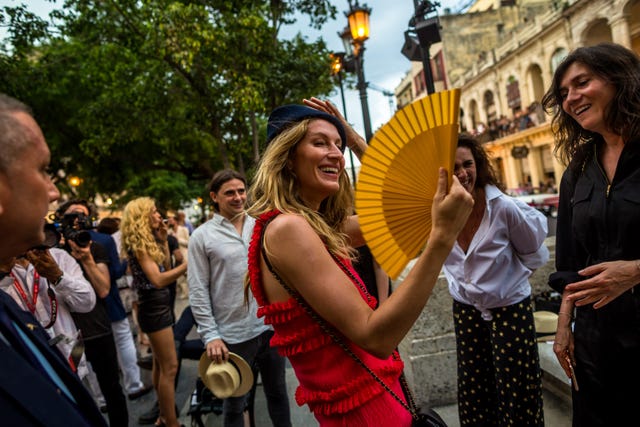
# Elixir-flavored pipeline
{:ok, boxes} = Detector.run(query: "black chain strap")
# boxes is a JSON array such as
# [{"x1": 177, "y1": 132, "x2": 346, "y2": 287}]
[{"x1": 258, "y1": 215, "x2": 419, "y2": 420}]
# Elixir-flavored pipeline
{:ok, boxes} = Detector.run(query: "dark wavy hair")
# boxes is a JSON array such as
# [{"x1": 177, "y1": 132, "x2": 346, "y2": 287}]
[
  {"x1": 541, "y1": 43, "x2": 640, "y2": 168},
  {"x1": 457, "y1": 133, "x2": 503, "y2": 191},
  {"x1": 55, "y1": 199, "x2": 97, "y2": 221}
]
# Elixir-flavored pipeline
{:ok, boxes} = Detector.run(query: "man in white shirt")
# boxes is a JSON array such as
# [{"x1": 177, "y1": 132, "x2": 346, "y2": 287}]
[{"x1": 189, "y1": 169, "x2": 291, "y2": 427}]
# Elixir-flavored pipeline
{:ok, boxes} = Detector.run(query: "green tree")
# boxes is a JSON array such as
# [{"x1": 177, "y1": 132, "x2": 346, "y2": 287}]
[{"x1": 0, "y1": 0, "x2": 337, "y2": 211}]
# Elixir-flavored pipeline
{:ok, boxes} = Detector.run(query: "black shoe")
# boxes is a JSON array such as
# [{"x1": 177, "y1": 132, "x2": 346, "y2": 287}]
[
  {"x1": 138, "y1": 401, "x2": 180, "y2": 425},
  {"x1": 137, "y1": 354, "x2": 153, "y2": 370},
  {"x1": 128, "y1": 383, "x2": 153, "y2": 400},
  {"x1": 99, "y1": 404, "x2": 108, "y2": 414}
]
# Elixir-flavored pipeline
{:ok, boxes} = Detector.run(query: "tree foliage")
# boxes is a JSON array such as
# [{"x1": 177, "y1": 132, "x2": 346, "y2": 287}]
[{"x1": 0, "y1": 0, "x2": 337, "y2": 210}]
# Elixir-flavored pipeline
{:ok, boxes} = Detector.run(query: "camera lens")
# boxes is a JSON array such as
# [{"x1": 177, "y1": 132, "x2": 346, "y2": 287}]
[{"x1": 73, "y1": 230, "x2": 92, "y2": 248}]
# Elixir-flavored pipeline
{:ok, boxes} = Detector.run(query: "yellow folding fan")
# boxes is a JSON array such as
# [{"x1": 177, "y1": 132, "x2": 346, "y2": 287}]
[{"x1": 355, "y1": 88, "x2": 461, "y2": 280}]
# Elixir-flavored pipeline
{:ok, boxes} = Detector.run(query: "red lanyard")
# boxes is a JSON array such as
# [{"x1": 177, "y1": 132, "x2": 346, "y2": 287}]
[
  {"x1": 10, "y1": 270, "x2": 58, "y2": 329},
  {"x1": 11, "y1": 270, "x2": 40, "y2": 313}
]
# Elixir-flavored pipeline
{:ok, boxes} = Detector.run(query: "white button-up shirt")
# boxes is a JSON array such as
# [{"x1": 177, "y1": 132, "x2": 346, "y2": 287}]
[
  {"x1": 443, "y1": 185, "x2": 549, "y2": 320},
  {"x1": 188, "y1": 213, "x2": 270, "y2": 345}
]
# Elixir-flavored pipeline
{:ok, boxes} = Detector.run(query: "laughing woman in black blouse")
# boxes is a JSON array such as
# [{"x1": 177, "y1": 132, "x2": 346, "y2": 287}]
[{"x1": 542, "y1": 43, "x2": 640, "y2": 426}]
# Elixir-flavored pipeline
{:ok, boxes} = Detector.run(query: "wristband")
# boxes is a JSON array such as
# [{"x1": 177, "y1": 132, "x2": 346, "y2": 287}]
[{"x1": 51, "y1": 274, "x2": 64, "y2": 286}]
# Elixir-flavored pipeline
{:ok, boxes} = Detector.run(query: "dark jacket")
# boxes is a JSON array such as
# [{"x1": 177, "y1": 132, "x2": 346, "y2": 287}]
[
  {"x1": 0, "y1": 289, "x2": 106, "y2": 426},
  {"x1": 555, "y1": 137, "x2": 640, "y2": 280}
]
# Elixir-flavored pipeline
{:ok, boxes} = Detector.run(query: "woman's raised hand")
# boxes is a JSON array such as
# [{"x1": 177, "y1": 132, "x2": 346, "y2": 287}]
[{"x1": 429, "y1": 168, "x2": 474, "y2": 247}]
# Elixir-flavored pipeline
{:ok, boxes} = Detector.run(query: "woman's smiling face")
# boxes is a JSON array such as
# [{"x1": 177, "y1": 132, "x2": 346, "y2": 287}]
[
  {"x1": 290, "y1": 119, "x2": 345, "y2": 210},
  {"x1": 560, "y1": 61, "x2": 616, "y2": 135},
  {"x1": 454, "y1": 146, "x2": 477, "y2": 194}
]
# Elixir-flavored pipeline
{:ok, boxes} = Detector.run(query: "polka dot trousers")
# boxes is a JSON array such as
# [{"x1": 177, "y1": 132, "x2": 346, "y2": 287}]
[{"x1": 452, "y1": 297, "x2": 544, "y2": 426}]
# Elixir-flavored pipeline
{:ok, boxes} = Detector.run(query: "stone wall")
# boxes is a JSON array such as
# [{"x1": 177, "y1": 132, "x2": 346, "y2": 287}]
[{"x1": 397, "y1": 235, "x2": 556, "y2": 406}]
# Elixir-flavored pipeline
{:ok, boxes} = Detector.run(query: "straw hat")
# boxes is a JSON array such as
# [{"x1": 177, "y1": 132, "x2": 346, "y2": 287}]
[
  {"x1": 534, "y1": 311, "x2": 558, "y2": 342},
  {"x1": 198, "y1": 352, "x2": 254, "y2": 399}
]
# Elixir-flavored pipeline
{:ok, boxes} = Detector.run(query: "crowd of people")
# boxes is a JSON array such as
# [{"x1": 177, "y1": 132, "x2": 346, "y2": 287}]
[
  {"x1": 0, "y1": 41, "x2": 638, "y2": 427},
  {"x1": 469, "y1": 102, "x2": 547, "y2": 143}
]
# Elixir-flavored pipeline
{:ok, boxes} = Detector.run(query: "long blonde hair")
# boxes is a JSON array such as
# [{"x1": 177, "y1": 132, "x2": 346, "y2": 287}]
[
  {"x1": 247, "y1": 119, "x2": 355, "y2": 259},
  {"x1": 120, "y1": 197, "x2": 165, "y2": 264}
]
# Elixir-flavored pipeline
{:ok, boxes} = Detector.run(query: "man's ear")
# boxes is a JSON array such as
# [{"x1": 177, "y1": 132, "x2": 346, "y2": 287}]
[{"x1": 210, "y1": 191, "x2": 217, "y2": 203}]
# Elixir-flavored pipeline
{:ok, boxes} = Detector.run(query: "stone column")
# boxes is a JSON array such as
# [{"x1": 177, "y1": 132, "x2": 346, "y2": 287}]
[
  {"x1": 527, "y1": 146, "x2": 544, "y2": 188},
  {"x1": 504, "y1": 150, "x2": 522, "y2": 190},
  {"x1": 610, "y1": 14, "x2": 632, "y2": 49}
]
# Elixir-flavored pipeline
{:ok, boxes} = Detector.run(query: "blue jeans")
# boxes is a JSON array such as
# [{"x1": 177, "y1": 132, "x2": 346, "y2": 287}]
[{"x1": 224, "y1": 330, "x2": 291, "y2": 427}]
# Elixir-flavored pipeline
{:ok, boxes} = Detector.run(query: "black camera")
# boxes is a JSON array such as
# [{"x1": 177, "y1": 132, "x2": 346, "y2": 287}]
[{"x1": 59, "y1": 213, "x2": 93, "y2": 248}]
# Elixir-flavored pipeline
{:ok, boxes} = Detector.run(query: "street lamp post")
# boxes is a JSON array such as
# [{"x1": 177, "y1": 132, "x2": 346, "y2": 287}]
[
  {"x1": 341, "y1": 0, "x2": 373, "y2": 143},
  {"x1": 330, "y1": 52, "x2": 358, "y2": 184},
  {"x1": 402, "y1": 1, "x2": 441, "y2": 95}
]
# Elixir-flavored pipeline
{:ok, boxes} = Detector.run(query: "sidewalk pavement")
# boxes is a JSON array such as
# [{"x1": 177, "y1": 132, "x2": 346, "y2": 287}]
[
  {"x1": 173, "y1": 358, "x2": 572, "y2": 427},
  {"x1": 128, "y1": 299, "x2": 571, "y2": 426}
]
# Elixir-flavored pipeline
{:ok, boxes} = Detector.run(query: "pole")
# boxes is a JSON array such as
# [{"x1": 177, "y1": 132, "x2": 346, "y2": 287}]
[
  {"x1": 354, "y1": 46, "x2": 373, "y2": 142},
  {"x1": 421, "y1": 45, "x2": 436, "y2": 95},
  {"x1": 414, "y1": 1, "x2": 436, "y2": 95},
  {"x1": 337, "y1": 71, "x2": 358, "y2": 185}
]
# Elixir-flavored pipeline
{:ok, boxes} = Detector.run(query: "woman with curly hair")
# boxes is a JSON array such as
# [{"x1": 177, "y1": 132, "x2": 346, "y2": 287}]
[
  {"x1": 245, "y1": 98, "x2": 473, "y2": 426},
  {"x1": 121, "y1": 197, "x2": 187, "y2": 427},
  {"x1": 541, "y1": 43, "x2": 640, "y2": 426}
]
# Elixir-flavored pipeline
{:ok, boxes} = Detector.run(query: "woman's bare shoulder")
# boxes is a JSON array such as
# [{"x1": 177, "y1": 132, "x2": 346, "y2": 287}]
[
  {"x1": 266, "y1": 213, "x2": 312, "y2": 235},
  {"x1": 264, "y1": 213, "x2": 323, "y2": 254}
]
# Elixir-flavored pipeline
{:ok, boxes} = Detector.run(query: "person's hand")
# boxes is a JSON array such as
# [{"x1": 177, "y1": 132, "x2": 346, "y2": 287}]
[
  {"x1": 429, "y1": 169, "x2": 474, "y2": 246},
  {"x1": 68, "y1": 240, "x2": 93, "y2": 264},
  {"x1": 154, "y1": 220, "x2": 169, "y2": 243},
  {"x1": 565, "y1": 260, "x2": 640, "y2": 308},
  {"x1": 553, "y1": 321, "x2": 575, "y2": 380},
  {"x1": 24, "y1": 249, "x2": 63, "y2": 283},
  {"x1": 206, "y1": 339, "x2": 229, "y2": 364},
  {"x1": 302, "y1": 97, "x2": 364, "y2": 152}
]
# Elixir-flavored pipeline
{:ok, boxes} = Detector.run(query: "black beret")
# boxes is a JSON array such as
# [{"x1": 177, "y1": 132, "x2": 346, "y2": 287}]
[{"x1": 266, "y1": 104, "x2": 347, "y2": 152}]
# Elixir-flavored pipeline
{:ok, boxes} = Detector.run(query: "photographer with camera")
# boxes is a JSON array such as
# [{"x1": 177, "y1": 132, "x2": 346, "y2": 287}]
[
  {"x1": 55, "y1": 200, "x2": 129, "y2": 426},
  {"x1": 59, "y1": 200, "x2": 152, "y2": 402}
]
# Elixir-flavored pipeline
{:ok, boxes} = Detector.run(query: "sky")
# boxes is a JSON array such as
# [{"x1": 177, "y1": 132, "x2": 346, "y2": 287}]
[{"x1": 1, "y1": 0, "x2": 464, "y2": 166}]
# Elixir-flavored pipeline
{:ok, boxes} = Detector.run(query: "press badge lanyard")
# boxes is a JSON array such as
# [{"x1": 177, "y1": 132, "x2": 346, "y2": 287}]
[{"x1": 10, "y1": 270, "x2": 58, "y2": 329}]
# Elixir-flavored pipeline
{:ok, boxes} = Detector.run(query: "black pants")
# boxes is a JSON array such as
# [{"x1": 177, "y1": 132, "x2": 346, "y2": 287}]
[
  {"x1": 224, "y1": 331, "x2": 291, "y2": 427},
  {"x1": 84, "y1": 333, "x2": 128, "y2": 426},
  {"x1": 453, "y1": 297, "x2": 543, "y2": 427},
  {"x1": 572, "y1": 290, "x2": 640, "y2": 426}
]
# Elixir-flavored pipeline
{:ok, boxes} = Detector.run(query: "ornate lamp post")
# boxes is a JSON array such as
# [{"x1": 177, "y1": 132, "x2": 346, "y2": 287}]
[
  {"x1": 330, "y1": 52, "x2": 358, "y2": 184},
  {"x1": 341, "y1": 0, "x2": 373, "y2": 142}
]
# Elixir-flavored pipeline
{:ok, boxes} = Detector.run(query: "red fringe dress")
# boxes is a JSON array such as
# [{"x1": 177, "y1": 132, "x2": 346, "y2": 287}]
[{"x1": 248, "y1": 210, "x2": 412, "y2": 427}]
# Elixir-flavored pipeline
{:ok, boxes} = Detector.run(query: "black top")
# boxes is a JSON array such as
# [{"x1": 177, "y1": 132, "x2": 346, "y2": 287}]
[
  {"x1": 69, "y1": 241, "x2": 112, "y2": 340},
  {"x1": 555, "y1": 137, "x2": 640, "y2": 279}
]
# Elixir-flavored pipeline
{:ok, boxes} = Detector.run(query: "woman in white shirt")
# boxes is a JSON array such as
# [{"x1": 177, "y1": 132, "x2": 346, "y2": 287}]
[{"x1": 443, "y1": 134, "x2": 549, "y2": 426}]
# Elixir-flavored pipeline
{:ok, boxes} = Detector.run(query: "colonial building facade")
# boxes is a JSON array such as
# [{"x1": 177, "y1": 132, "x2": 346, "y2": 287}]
[{"x1": 395, "y1": 0, "x2": 640, "y2": 191}]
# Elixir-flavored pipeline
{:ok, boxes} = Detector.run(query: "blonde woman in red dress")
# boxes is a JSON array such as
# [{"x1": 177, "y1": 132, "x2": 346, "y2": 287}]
[{"x1": 246, "y1": 99, "x2": 473, "y2": 426}]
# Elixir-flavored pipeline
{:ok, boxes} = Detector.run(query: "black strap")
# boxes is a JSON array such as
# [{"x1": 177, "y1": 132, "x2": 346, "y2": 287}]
[{"x1": 258, "y1": 214, "x2": 420, "y2": 420}]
